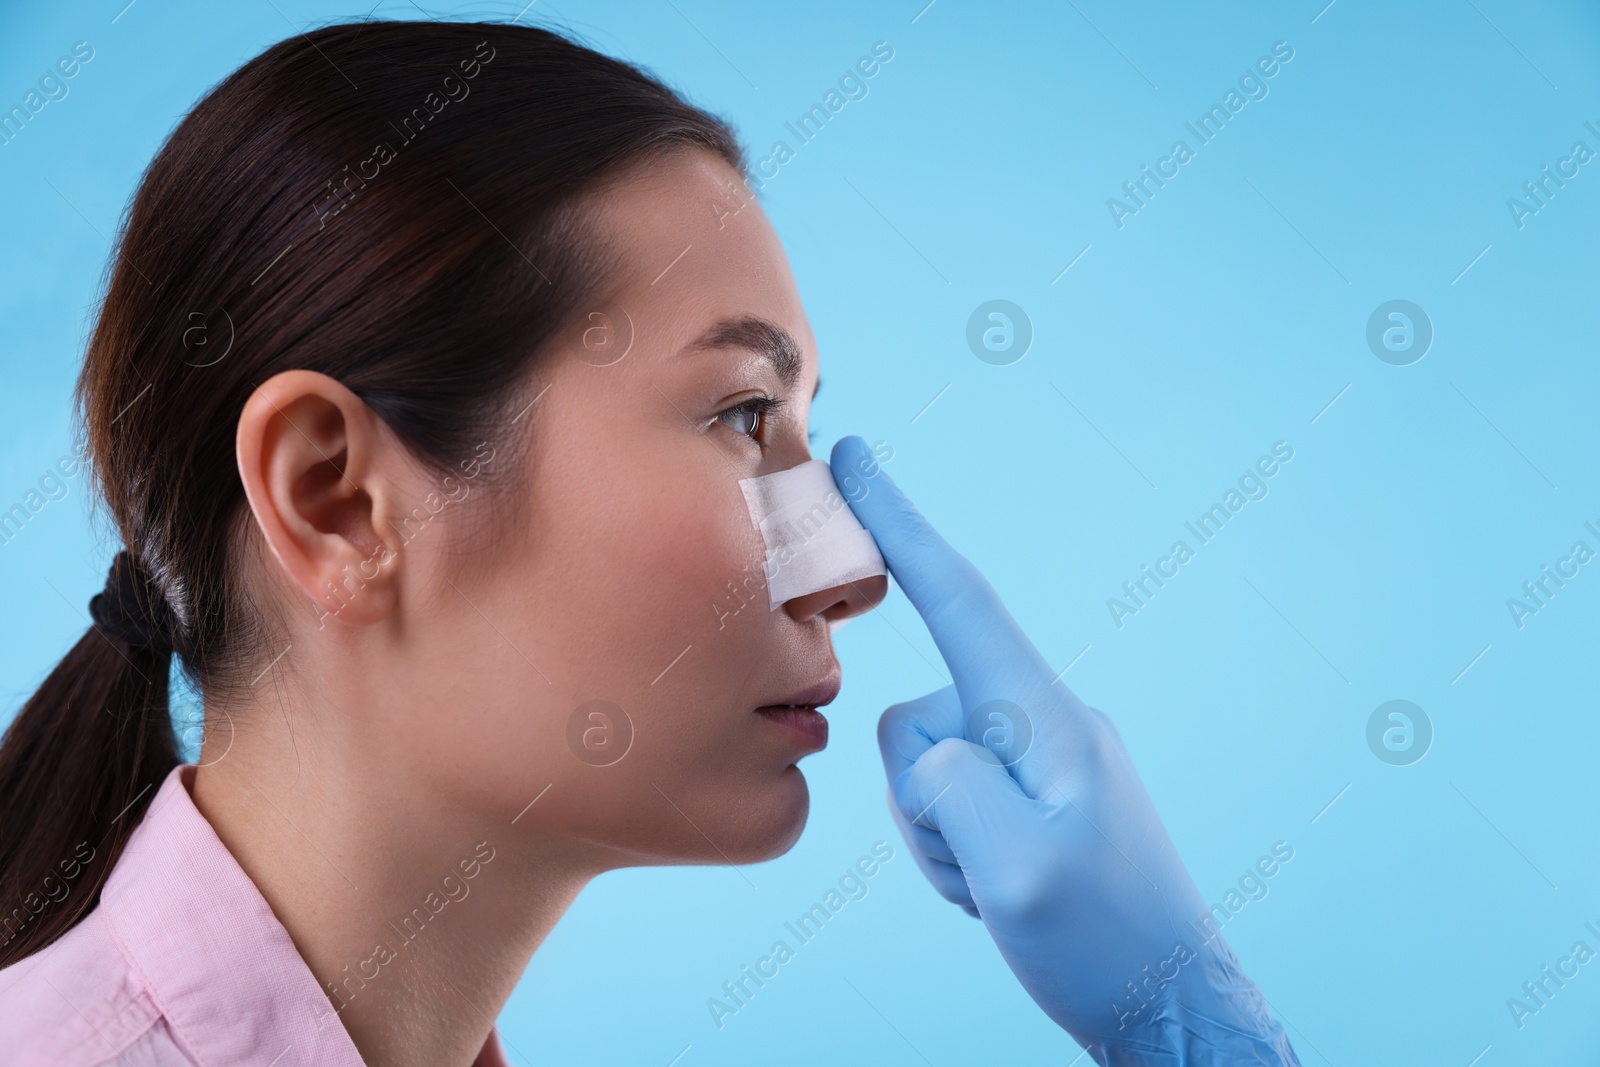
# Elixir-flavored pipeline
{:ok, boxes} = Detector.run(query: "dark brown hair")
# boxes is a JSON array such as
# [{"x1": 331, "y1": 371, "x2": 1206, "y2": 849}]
[{"x1": 0, "y1": 17, "x2": 742, "y2": 967}]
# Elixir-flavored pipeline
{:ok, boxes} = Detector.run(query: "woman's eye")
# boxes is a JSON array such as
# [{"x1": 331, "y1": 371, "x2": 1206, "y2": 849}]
[
  {"x1": 716, "y1": 395, "x2": 785, "y2": 447},
  {"x1": 719, "y1": 400, "x2": 761, "y2": 438}
]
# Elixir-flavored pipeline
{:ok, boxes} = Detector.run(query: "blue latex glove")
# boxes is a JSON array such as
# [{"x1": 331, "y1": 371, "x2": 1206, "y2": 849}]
[{"x1": 830, "y1": 436, "x2": 1301, "y2": 1067}]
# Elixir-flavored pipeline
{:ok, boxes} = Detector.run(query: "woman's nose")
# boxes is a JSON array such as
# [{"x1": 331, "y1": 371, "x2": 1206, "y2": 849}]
[{"x1": 781, "y1": 574, "x2": 889, "y2": 626}]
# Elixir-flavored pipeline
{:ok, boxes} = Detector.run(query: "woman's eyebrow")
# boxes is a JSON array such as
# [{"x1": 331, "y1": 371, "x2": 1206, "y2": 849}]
[{"x1": 685, "y1": 316, "x2": 811, "y2": 395}]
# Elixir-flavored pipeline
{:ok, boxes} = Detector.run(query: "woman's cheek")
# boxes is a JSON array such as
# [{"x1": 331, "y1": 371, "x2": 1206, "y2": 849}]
[
  {"x1": 569, "y1": 442, "x2": 765, "y2": 639},
  {"x1": 707, "y1": 480, "x2": 769, "y2": 604},
  {"x1": 644, "y1": 474, "x2": 765, "y2": 606}
]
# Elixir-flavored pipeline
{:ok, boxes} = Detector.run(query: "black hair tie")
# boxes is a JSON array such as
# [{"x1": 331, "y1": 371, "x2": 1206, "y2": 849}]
[{"x1": 89, "y1": 550, "x2": 174, "y2": 654}]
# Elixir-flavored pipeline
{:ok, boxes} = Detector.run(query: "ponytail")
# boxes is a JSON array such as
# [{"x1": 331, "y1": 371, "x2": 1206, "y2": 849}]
[{"x1": 0, "y1": 620, "x2": 176, "y2": 966}]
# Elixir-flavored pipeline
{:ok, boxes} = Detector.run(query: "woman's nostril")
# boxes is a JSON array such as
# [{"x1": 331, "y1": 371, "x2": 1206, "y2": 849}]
[{"x1": 847, "y1": 574, "x2": 889, "y2": 616}]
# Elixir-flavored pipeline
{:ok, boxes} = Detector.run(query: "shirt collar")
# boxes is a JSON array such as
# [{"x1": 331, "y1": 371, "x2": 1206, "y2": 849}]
[{"x1": 102, "y1": 763, "x2": 509, "y2": 1067}]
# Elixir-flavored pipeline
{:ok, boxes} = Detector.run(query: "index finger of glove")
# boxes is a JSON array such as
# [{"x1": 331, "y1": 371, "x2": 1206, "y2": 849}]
[{"x1": 830, "y1": 436, "x2": 1054, "y2": 699}]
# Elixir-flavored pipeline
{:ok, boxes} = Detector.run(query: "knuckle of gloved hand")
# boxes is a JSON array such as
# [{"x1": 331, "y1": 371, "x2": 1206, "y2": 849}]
[
  {"x1": 1074, "y1": 707, "x2": 1131, "y2": 778},
  {"x1": 1089, "y1": 705, "x2": 1125, "y2": 744},
  {"x1": 976, "y1": 845, "x2": 1062, "y2": 924},
  {"x1": 948, "y1": 557, "x2": 997, "y2": 611}
]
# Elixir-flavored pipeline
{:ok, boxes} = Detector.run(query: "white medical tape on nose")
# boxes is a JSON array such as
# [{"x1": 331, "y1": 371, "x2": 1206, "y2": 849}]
[{"x1": 738, "y1": 459, "x2": 888, "y2": 611}]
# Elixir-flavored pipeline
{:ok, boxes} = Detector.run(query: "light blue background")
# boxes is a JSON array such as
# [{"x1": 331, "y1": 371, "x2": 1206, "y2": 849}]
[{"x1": 4, "y1": 1, "x2": 1599, "y2": 1063}]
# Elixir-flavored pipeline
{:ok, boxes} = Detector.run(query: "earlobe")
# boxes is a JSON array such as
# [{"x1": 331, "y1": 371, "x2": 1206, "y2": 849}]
[{"x1": 236, "y1": 370, "x2": 403, "y2": 629}]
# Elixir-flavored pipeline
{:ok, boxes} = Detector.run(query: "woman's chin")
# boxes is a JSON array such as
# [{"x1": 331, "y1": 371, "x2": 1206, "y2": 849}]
[
  {"x1": 600, "y1": 764, "x2": 813, "y2": 868},
  {"x1": 718, "y1": 764, "x2": 812, "y2": 865}
]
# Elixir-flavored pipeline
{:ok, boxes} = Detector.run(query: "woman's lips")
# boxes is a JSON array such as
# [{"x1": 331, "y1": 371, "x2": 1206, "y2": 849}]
[
  {"x1": 755, "y1": 663, "x2": 839, "y2": 752},
  {"x1": 755, "y1": 705, "x2": 829, "y2": 751},
  {"x1": 765, "y1": 668, "x2": 841, "y2": 711}
]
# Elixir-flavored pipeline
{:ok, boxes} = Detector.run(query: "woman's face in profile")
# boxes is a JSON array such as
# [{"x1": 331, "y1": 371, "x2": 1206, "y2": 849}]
[{"x1": 403, "y1": 150, "x2": 886, "y2": 870}]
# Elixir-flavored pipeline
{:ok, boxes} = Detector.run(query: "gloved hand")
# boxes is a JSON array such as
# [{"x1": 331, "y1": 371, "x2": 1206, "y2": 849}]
[{"x1": 830, "y1": 436, "x2": 1301, "y2": 1067}]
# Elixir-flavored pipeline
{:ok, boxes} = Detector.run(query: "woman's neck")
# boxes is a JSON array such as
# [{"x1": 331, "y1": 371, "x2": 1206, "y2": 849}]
[{"x1": 190, "y1": 699, "x2": 596, "y2": 1067}]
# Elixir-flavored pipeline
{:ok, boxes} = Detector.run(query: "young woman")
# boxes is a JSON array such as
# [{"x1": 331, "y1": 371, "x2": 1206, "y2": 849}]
[{"x1": 0, "y1": 19, "x2": 1299, "y2": 1067}]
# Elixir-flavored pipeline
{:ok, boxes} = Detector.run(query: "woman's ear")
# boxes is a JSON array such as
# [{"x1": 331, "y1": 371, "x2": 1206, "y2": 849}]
[{"x1": 236, "y1": 369, "x2": 405, "y2": 630}]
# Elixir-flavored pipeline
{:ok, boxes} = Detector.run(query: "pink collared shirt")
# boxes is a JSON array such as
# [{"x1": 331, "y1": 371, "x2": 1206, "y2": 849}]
[{"x1": 0, "y1": 763, "x2": 509, "y2": 1066}]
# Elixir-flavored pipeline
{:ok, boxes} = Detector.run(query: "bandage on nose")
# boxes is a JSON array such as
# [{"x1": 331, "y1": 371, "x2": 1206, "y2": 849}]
[{"x1": 738, "y1": 459, "x2": 888, "y2": 611}]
